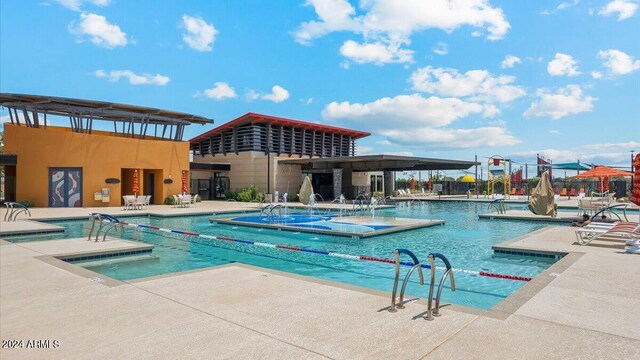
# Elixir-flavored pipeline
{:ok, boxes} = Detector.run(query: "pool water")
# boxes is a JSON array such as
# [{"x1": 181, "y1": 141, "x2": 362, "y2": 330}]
[
  {"x1": 228, "y1": 214, "x2": 396, "y2": 233},
  {"x1": 25, "y1": 202, "x2": 556, "y2": 309}
]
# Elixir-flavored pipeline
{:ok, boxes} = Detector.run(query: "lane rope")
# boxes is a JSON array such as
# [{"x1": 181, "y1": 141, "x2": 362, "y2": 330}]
[{"x1": 113, "y1": 220, "x2": 532, "y2": 282}]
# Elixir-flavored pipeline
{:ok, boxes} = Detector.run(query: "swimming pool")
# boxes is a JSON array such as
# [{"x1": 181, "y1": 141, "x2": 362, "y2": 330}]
[{"x1": 20, "y1": 202, "x2": 556, "y2": 309}]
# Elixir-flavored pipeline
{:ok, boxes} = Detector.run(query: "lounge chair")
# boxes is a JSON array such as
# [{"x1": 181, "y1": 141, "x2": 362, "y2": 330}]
[
  {"x1": 518, "y1": 188, "x2": 526, "y2": 196},
  {"x1": 510, "y1": 188, "x2": 516, "y2": 196},
  {"x1": 560, "y1": 188, "x2": 567, "y2": 197},
  {"x1": 569, "y1": 188, "x2": 576, "y2": 197},
  {"x1": 575, "y1": 222, "x2": 640, "y2": 245},
  {"x1": 172, "y1": 194, "x2": 180, "y2": 208}
]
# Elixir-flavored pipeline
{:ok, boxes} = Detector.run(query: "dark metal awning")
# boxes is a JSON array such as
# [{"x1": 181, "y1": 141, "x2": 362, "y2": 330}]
[
  {"x1": 0, "y1": 154, "x2": 17, "y2": 166},
  {"x1": 279, "y1": 155, "x2": 478, "y2": 172},
  {"x1": 189, "y1": 162, "x2": 231, "y2": 171}
]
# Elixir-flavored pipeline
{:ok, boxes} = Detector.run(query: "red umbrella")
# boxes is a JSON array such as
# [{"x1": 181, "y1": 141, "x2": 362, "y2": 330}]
[
  {"x1": 132, "y1": 169, "x2": 140, "y2": 195},
  {"x1": 574, "y1": 165, "x2": 632, "y2": 193},
  {"x1": 181, "y1": 170, "x2": 188, "y2": 194},
  {"x1": 632, "y1": 154, "x2": 640, "y2": 206},
  {"x1": 427, "y1": 178, "x2": 433, "y2": 191}
]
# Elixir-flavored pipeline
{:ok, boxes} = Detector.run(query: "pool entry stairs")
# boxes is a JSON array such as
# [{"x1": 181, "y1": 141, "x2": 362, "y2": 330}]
[{"x1": 389, "y1": 248, "x2": 456, "y2": 320}]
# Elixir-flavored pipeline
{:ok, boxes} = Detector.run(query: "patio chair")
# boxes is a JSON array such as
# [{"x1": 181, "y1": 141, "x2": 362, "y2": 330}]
[
  {"x1": 569, "y1": 188, "x2": 576, "y2": 197},
  {"x1": 518, "y1": 188, "x2": 525, "y2": 196},
  {"x1": 510, "y1": 188, "x2": 516, "y2": 196},
  {"x1": 561, "y1": 188, "x2": 567, "y2": 197},
  {"x1": 182, "y1": 195, "x2": 192, "y2": 207},
  {"x1": 135, "y1": 196, "x2": 146, "y2": 210},
  {"x1": 577, "y1": 198, "x2": 599, "y2": 216},
  {"x1": 172, "y1": 194, "x2": 180, "y2": 208},
  {"x1": 122, "y1": 195, "x2": 135, "y2": 210},
  {"x1": 145, "y1": 195, "x2": 151, "y2": 207}
]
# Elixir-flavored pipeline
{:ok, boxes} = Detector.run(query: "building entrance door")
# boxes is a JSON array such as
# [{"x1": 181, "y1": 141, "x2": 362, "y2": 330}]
[{"x1": 49, "y1": 168, "x2": 83, "y2": 207}]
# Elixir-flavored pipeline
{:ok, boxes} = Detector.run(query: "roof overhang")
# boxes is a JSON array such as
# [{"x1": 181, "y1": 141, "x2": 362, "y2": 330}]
[
  {"x1": 0, "y1": 93, "x2": 214, "y2": 126},
  {"x1": 0, "y1": 154, "x2": 17, "y2": 166},
  {"x1": 279, "y1": 155, "x2": 479, "y2": 172},
  {"x1": 190, "y1": 112, "x2": 369, "y2": 143}
]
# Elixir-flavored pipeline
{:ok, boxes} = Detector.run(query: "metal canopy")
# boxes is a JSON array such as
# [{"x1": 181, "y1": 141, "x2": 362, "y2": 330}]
[
  {"x1": 280, "y1": 155, "x2": 479, "y2": 172},
  {"x1": 0, "y1": 93, "x2": 214, "y2": 141}
]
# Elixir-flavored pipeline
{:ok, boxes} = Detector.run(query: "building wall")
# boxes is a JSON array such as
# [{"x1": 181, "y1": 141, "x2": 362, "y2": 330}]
[
  {"x1": 4, "y1": 124, "x2": 190, "y2": 207},
  {"x1": 192, "y1": 152, "x2": 305, "y2": 198}
]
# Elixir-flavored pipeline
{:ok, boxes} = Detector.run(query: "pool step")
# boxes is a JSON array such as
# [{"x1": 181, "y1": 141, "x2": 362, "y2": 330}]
[{"x1": 76, "y1": 254, "x2": 159, "y2": 268}]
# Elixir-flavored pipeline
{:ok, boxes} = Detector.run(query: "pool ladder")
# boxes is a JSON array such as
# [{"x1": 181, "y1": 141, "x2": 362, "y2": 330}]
[
  {"x1": 87, "y1": 213, "x2": 124, "y2": 242},
  {"x1": 389, "y1": 249, "x2": 456, "y2": 320}
]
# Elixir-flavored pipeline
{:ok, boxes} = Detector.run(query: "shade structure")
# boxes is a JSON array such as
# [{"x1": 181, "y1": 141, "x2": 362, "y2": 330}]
[
  {"x1": 632, "y1": 154, "x2": 640, "y2": 206},
  {"x1": 132, "y1": 169, "x2": 140, "y2": 195},
  {"x1": 573, "y1": 165, "x2": 632, "y2": 193},
  {"x1": 528, "y1": 172, "x2": 557, "y2": 216},
  {"x1": 461, "y1": 175, "x2": 475, "y2": 183},
  {"x1": 181, "y1": 171, "x2": 188, "y2": 194}
]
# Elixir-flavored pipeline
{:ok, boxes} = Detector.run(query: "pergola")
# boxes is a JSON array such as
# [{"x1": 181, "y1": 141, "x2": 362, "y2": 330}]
[
  {"x1": 0, "y1": 93, "x2": 214, "y2": 141},
  {"x1": 280, "y1": 155, "x2": 478, "y2": 172}
]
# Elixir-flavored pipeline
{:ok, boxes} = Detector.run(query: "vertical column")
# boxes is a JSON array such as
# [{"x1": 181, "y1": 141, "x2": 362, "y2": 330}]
[
  {"x1": 333, "y1": 168, "x2": 343, "y2": 200},
  {"x1": 383, "y1": 171, "x2": 395, "y2": 197}
]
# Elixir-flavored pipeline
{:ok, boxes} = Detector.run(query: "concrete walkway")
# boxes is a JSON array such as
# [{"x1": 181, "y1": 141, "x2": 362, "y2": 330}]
[{"x1": 1, "y1": 203, "x2": 639, "y2": 359}]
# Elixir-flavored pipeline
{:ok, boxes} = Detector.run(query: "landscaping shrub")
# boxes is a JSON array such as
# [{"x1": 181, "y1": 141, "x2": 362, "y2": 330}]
[{"x1": 225, "y1": 185, "x2": 263, "y2": 202}]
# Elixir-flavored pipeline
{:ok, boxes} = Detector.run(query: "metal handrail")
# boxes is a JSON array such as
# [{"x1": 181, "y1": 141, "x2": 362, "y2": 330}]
[
  {"x1": 488, "y1": 199, "x2": 506, "y2": 214},
  {"x1": 3, "y1": 202, "x2": 32, "y2": 222},
  {"x1": 390, "y1": 248, "x2": 424, "y2": 312},
  {"x1": 425, "y1": 252, "x2": 456, "y2": 320},
  {"x1": 88, "y1": 213, "x2": 123, "y2": 242}
]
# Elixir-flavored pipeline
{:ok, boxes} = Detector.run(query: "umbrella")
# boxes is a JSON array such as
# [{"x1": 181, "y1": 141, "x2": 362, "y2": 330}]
[
  {"x1": 427, "y1": 178, "x2": 433, "y2": 190},
  {"x1": 461, "y1": 175, "x2": 475, "y2": 183},
  {"x1": 181, "y1": 170, "x2": 188, "y2": 194},
  {"x1": 632, "y1": 154, "x2": 640, "y2": 206},
  {"x1": 299, "y1": 175, "x2": 313, "y2": 205},
  {"x1": 132, "y1": 169, "x2": 139, "y2": 196},
  {"x1": 528, "y1": 172, "x2": 557, "y2": 216},
  {"x1": 573, "y1": 165, "x2": 632, "y2": 193}
]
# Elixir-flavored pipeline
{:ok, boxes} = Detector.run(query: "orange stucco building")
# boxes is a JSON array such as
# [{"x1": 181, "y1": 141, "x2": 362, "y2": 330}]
[{"x1": 0, "y1": 93, "x2": 213, "y2": 207}]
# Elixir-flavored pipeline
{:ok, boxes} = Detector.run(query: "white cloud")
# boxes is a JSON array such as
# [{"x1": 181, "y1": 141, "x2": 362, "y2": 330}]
[
  {"x1": 523, "y1": 85, "x2": 596, "y2": 120},
  {"x1": 300, "y1": 98, "x2": 314, "y2": 105},
  {"x1": 322, "y1": 94, "x2": 489, "y2": 128},
  {"x1": 432, "y1": 42, "x2": 448, "y2": 56},
  {"x1": 95, "y1": 70, "x2": 170, "y2": 85},
  {"x1": 591, "y1": 71, "x2": 603, "y2": 79},
  {"x1": 182, "y1": 15, "x2": 218, "y2": 52},
  {"x1": 381, "y1": 126, "x2": 520, "y2": 149},
  {"x1": 501, "y1": 55, "x2": 521, "y2": 68},
  {"x1": 557, "y1": 0, "x2": 580, "y2": 10},
  {"x1": 339, "y1": 40, "x2": 414, "y2": 64},
  {"x1": 55, "y1": 0, "x2": 111, "y2": 11},
  {"x1": 409, "y1": 66, "x2": 526, "y2": 103},
  {"x1": 69, "y1": 12, "x2": 127, "y2": 48},
  {"x1": 549, "y1": 130, "x2": 560, "y2": 134},
  {"x1": 598, "y1": 0, "x2": 638, "y2": 20},
  {"x1": 547, "y1": 53, "x2": 581, "y2": 76},
  {"x1": 488, "y1": 119, "x2": 506, "y2": 126},
  {"x1": 383, "y1": 151, "x2": 415, "y2": 156},
  {"x1": 598, "y1": 49, "x2": 640, "y2": 75},
  {"x1": 246, "y1": 85, "x2": 290, "y2": 103},
  {"x1": 262, "y1": 85, "x2": 290, "y2": 103},
  {"x1": 199, "y1": 82, "x2": 237, "y2": 100},
  {"x1": 376, "y1": 140, "x2": 392, "y2": 145},
  {"x1": 294, "y1": 0, "x2": 510, "y2": 65},
  {"x1": 357, "y1": 145, "x2": 374, "y2": 155},
  {"x1": 581, "y1": 141, "x2": 640, "y2": 151}
]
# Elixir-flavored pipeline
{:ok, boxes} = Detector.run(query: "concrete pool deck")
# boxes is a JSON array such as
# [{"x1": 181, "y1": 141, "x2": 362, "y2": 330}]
[{"x1": 1, "y1": 202, "x2": 639, "y2": 359}]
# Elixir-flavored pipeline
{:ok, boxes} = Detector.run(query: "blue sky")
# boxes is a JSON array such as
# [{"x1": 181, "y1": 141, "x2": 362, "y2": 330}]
[{"x1": 1, "y1": 0, "x2": 638, "y2": 177}]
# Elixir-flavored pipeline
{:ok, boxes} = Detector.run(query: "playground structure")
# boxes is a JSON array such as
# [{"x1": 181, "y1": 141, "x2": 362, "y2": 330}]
[{"x1": 486, "y1": 155, "x2": 511, "y2": 197}]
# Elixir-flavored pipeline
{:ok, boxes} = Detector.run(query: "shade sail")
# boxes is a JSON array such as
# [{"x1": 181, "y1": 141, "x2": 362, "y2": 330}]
[
  {"x1": 573, "y1": 166, "x2": 633, "y2": 179},
  {"x1": 553, "y1": 162, "x2": 591, "y2": 171}
]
